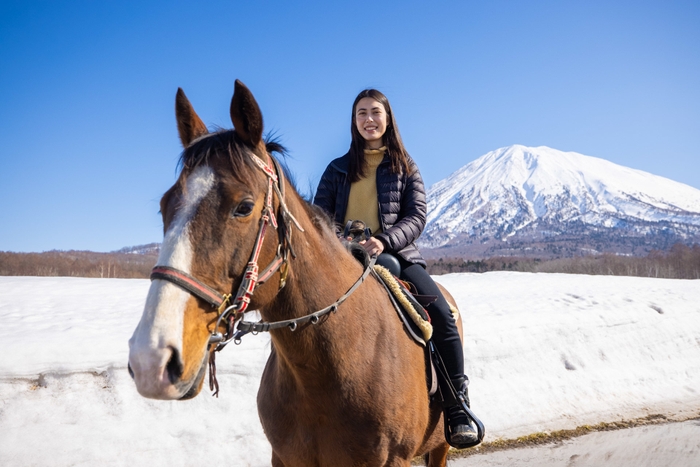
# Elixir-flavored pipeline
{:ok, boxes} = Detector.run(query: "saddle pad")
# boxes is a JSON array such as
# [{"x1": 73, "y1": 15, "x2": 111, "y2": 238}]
[
  {"x1": 373, "y1": 265, "x2": 433, "y2": 342},
  {"x1": 373, "y1": 265, "x2": 440, "y2": 396}
]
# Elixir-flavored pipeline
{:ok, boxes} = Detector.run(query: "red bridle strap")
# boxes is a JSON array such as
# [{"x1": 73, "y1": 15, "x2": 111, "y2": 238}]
[
  {"x1": 150, "y1": 266, "x2": 231, "y2": 313},
  {"x1": 230, "y1": 154, "x2": 280, "y2": 313}
]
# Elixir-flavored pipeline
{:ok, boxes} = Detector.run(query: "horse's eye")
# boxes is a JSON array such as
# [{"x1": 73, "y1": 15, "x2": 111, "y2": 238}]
[{"x1": 232, "y1": 200, "x2": 255, "y2": 218}]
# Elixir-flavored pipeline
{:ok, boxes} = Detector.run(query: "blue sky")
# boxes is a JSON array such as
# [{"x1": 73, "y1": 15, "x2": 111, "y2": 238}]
[{"x1": 1, "y1": 0, "x2": 699, "y2": 253}]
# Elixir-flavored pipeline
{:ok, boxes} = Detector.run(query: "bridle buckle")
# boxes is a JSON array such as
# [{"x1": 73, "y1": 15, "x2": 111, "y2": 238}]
[
  {"x1": 217, "y1": 294, "x2": 232, "y2": 314},
  {"x1": 279, "y1": 261, "x2": 289, "y2": 289}
]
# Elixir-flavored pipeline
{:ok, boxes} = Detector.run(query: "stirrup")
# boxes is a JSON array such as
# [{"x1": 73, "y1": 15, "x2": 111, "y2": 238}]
[
  {"x1": 429, "y1": 342, "x2": 486, "y2": 448},
  {"x1": 444, "y1": 388, "x2": 479, "y2": 448}
]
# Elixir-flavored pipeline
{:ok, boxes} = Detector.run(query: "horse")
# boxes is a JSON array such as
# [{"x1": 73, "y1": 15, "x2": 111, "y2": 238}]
[{"x1": 128, "y1": 80, "x2": 465, "y2": 467}]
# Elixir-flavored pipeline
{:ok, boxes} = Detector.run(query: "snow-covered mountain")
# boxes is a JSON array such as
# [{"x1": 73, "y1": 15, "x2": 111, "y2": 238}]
[
  {"x1": 113, "y1": 243, "x2": 160, "y2": 256},
  {"x1": 419, "y1": 145, "x2": 700, "y2": 258}
]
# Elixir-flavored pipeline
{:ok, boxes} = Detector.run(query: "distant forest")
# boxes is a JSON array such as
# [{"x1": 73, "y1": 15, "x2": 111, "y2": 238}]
[
  {"x1": 426, "y1": 243, "x2": 700, "y2": 280},
  {"x1": 1, "y1": 243, "x2": 699, "y2": 280},
  {"x1": 0, "y1": 249, "x2": 158, "y2": 278}
]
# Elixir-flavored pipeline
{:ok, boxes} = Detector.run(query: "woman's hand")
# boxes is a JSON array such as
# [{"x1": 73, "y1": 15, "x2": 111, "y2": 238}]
[{"x1": 360, "y1": 237, "x2": 384, "y2": 256}]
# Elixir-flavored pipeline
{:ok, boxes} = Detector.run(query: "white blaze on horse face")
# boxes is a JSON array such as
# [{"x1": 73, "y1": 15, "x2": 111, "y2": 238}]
[{"x1": 129, "y1": 166, "x2": 216, "y2": 399}]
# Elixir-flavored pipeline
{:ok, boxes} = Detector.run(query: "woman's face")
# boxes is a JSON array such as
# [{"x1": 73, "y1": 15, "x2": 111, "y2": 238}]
[{"x1": 355, "y1": 97, "x2": 388, "y2": 147}]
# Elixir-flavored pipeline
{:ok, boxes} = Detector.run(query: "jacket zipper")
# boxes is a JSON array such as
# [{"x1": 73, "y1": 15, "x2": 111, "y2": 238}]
[{"x1": 376, "y1": 161, "x2": 387, "y2": 233}]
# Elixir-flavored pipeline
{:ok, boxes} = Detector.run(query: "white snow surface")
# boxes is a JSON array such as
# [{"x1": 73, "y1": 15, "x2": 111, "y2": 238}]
[
  {"x1": 1, "y1": 273, "x2": 699, "y2": 466},
  {"x1": 422, "y1": 145, "x2": 700, "y2": 246}
]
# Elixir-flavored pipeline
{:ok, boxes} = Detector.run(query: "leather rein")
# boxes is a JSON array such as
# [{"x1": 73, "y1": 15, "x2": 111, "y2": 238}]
[{"x1": 149, "y1": 150, "x2": 377, "y2": 394}]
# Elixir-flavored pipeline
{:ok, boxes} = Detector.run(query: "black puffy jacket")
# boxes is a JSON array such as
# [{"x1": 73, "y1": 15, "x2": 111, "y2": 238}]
[{"x1": 313, "y1": 152, "x2": 427, "y2": 267}]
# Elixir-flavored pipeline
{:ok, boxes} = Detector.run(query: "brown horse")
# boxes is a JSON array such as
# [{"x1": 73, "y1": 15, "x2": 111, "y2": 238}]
[{"x1": 128, "y1": 80, "x2": 464, "y2": 466}]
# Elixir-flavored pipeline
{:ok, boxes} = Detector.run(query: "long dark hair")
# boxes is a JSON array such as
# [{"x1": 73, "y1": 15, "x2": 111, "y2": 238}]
[{"x1": 348, "y1": 89, "x2": 410, "y2": 183}]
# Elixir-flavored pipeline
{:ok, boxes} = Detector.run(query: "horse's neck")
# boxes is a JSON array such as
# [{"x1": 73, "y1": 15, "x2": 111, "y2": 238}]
[
  {"x1": 263, "y1": 213, "x2": 376, "y2": 365},
  {"x1": 270, "y1": 231, "x2": 365, "y2": 324}
]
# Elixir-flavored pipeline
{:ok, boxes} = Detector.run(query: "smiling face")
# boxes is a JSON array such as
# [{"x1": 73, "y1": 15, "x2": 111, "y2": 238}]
[{"x1": 354, "y1": 97, "x2": 388, "y2": 149}]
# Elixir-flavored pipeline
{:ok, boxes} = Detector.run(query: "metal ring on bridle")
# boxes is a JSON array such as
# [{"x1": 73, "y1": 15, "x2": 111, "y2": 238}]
[
  {"x1": 209, "y1": 333, "x2": 224, "y2": 344},
  {"x1": 215, "y1": 303, "x2": 240, "y2": 329},
  {"x1": 210, "y1": 303, "x2": 243, "y2": 347}
]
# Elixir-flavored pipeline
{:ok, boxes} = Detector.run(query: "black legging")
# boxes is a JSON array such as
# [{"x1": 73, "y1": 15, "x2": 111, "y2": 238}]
[{"x1": 395, "y1": 256, "x2": 466, "y2": 384}]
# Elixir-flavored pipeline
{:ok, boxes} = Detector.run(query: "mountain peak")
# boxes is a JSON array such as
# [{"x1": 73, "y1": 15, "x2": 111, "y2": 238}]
[{"x1": 419, "y1": 145, "x2": 700, "y2": 257}]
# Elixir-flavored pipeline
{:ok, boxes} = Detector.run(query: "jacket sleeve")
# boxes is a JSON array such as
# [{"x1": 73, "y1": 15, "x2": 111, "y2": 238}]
[
  {"x1": 313, "y1": 164, "x2": 342, "y2": 237},
  {"x1": 375, "y1": 162, "x2": 427, "y2": 252}
]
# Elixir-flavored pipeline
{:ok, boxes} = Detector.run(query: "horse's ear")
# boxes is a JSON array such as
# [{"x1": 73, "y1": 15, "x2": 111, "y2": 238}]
[
  {"x1": 230, "y1": 80, "x2": 263, "y2": 147},
  {"x1": 175, "y1": 88, "x2": 208, "y2": 148}
]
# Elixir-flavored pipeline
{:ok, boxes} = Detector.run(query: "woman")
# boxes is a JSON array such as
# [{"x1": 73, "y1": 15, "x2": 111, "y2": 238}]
[{"x1": 313, "y1": 89, "x2": 477, "y2": 447}]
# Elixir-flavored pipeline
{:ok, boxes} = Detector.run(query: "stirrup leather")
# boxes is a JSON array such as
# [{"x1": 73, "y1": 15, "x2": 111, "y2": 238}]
[{"x1": 428, "y1": 341, "x2": 485, "y2": 449}]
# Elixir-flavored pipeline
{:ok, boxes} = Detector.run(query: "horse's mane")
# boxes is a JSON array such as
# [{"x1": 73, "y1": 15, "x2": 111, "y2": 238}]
[
  {"x1": 176, "y1": 129, "x2": 257, "y2": 185},
  {"x1": 174, "y1": 129, "x2": 332, "y2": 234},
  {"x1": 175, "y1": 130, "x2": 296, "y2": 188}
]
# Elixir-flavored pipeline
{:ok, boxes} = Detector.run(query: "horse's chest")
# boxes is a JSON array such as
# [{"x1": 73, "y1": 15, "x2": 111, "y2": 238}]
[{"x1": 260, "y1": 380, "x2": 422, "y2": 464}]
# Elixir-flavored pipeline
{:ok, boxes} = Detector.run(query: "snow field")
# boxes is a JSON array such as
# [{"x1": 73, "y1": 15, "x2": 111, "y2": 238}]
[{"x1": 1, "y1": 272, "x2": 699, "y2": 466}]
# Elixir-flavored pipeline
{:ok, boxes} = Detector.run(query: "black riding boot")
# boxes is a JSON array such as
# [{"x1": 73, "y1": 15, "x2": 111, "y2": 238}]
[{"x1": 445, "y1": 377, "x2": 478, "y2": 447}]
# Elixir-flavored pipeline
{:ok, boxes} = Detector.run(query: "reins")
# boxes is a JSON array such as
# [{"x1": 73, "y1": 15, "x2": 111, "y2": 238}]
[
  {"x1": 229, "y1": 253, "x2": 377, "y2": 337},
  {"x1": 149, "y1": 147, "x2": 377, "y2": 396}
]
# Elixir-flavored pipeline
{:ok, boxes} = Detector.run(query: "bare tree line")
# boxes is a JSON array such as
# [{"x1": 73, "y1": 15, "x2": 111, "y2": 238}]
[
  {"x1": 0, "y1": 250, "x2": 157, "y2": 278},
  {"x1": 427, "y1": 243, "x2": 700, "y2": 279},
  {"x1": 2, "y1": 243, "x2": 699, "y2": 280}
]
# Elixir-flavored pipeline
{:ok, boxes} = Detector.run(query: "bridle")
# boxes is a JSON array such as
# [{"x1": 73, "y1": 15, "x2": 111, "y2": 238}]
[
  {"x1": 149, "y1": 148, "x2": 377, "y2": 394},
  {"x1": 151, "y1": 151, "x2": 302, "y2": 346}
]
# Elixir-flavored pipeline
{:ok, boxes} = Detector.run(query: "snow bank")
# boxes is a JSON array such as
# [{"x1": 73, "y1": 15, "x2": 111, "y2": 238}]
[{"x1": 1, "y1": 273, "x2": 699, "y2": 466}]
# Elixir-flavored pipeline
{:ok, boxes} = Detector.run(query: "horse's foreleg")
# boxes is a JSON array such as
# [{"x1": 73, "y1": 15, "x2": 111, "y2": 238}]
[{"x1": 425, "y1": 443, "x2": 450, "y2": 467}]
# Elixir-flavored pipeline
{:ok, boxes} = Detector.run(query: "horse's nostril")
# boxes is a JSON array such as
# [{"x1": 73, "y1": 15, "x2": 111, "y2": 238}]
[
  {"x1": 166, "y1": 346, "x2": 184, "y2": 384},
  {"x1": 128, "y1": 363, "x2": 134, "y2": 379}
]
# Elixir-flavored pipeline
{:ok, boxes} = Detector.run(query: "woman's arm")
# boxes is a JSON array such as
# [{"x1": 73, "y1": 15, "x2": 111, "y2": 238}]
[{"x1": 375, "y1": 162, "x2": 427, "y2": 252}]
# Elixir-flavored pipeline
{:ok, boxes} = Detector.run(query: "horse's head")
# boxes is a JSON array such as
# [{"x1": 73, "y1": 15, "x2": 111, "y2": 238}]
[{"x1": 128, "y1": 81, "x2": 289, "y2": 400}]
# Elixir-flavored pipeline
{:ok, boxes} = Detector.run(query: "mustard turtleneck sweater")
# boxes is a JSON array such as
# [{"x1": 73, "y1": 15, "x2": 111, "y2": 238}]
[{"x1": 344, "y1": 148, "x2": 385, "y2": 235}]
